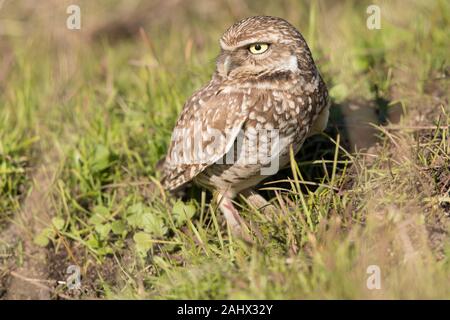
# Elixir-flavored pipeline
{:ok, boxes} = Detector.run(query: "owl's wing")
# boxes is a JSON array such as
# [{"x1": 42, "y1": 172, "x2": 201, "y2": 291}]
[{"x1": 161, "y1": 84, "x2": 249, "y2": 191}]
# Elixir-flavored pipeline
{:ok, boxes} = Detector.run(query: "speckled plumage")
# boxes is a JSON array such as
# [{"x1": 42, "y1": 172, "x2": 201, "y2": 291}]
[{"x1": 161, "y1": 16, "x2": 329, "y2": 231}]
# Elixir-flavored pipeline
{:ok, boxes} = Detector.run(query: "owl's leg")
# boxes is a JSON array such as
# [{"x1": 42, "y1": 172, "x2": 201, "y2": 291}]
[
  {"x1": 240, "y1": 188, "x2": 276, "y2": 217},
  {"x1": 217, "y1": 193, "x2": 243, "y2": 232}
]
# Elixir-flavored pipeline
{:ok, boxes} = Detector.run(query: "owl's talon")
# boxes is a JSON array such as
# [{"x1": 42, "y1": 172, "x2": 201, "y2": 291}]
[{"x1": 241, "y1": 188, "x2": 277, "y2": 219}]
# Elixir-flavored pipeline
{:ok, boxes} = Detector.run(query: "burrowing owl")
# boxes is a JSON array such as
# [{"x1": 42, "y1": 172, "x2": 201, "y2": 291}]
[{"x1": 161, "y1": 16, "x2": 329, "y2": 233}]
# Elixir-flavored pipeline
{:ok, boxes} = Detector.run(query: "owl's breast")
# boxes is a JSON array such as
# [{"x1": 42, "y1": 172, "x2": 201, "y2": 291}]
[
  {"x1": 244, "y1": 89, "x2": 316, "y2": 137},
  {"x1": 187, "y1": 79, "x2": 328, "y2": 194}
]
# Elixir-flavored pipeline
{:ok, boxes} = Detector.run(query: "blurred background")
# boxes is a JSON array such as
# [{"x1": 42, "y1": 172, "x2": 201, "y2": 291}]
[{"x1": 1, "y1": 0, "x2": 446, "y2": 149}]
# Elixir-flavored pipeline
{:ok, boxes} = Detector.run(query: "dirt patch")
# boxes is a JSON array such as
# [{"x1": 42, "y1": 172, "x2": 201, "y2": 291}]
[
  {"x1": 0, "y1": 163, "x2": 55, "y2": 299},
  {"x1": 388, "y1": 67, "x2": 450, "y2": 260},
  {"x1": 0, "y1": 158, "x2": 120, "y2": 299},
  {"x1": 46, "y1": 246, "x2": 119, "y2": 299}
]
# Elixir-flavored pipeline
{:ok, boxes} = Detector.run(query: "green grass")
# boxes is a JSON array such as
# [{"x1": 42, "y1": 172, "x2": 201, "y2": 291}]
[{"x1": 1, "y1": 0, "x2": 449, "y2": 299}]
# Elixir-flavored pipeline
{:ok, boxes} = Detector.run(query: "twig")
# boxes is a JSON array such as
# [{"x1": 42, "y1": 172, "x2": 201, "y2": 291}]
[{"x1": 10, "y1": 271, "x2": 74, "y2": 300}]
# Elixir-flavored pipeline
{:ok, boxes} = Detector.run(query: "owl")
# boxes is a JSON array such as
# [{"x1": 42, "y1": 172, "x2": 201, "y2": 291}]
[{"x1": 161, "y1": 16, "x2": 329, "y2": 234}]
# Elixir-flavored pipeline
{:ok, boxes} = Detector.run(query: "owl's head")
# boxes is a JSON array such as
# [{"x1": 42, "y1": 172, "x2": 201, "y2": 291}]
[{"x1": 216, "y1": 16, "x2": 316, "y2": 81}]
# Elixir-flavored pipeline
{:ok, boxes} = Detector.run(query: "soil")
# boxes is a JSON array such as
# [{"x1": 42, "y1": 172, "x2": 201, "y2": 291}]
[{"x1": 1, "y1": 163, "x2": 54, "y2": 299}]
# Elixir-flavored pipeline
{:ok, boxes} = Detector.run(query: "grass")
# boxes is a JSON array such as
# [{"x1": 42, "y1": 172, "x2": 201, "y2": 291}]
[{"x1": 0, "y1": 0, "x2": 449, "y2": 299}]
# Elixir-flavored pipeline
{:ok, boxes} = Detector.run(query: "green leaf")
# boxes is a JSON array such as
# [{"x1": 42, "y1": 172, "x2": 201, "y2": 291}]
[
  {"x1": 141, "y1": 213, "x2": 167, "y2": 237},
  {"x1": 172, "y1": 200, "x2": 196, "y2": 226},
  {"x1": 128, "y1": 203, "x2": 144, "y2": 214},
  {"x1": 51, "y1": 217, "x2": 65, "y2": 231},
  {"x1": 88, "y1": 205, "x2": 110, "y2": 225},
  {"x1": 126, "y1": 203, "x2": 144, "y2": 228},
  {"x1": 133, "y1": 232, "x2": 153, "y2": 256},
  {"x1": 96, "y1": 246, "x2": 114, "y2": 256},
  {"x1": 95, "y1": 223, "x2": 111, "y2": 239},
  {"x1": 33, "y1": 228, "x2": 54, "y2": 247},
  {"x1": 126, "y1": 213, "x2": 141, "y2": 228},
  {"x1": 86, "y1": 234, "x2": 100, "y2": 249},
  {"x1": 94, "y1": 205, "x2": 110, "y2": 216},
  {"x1": 91, "y1": 145, "x2": 111, "y2": 172},
  {"x1": 126, "y1": 203, "x2": 167, "y2": 236},
  {"x1": 111, "y1": 220, "x2": 127, "y2": 235}
]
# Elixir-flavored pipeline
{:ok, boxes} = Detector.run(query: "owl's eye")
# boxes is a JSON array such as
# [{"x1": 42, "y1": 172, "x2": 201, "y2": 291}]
[{"x1": 248, "y1": 43, "x2": 269, "y2": 54}]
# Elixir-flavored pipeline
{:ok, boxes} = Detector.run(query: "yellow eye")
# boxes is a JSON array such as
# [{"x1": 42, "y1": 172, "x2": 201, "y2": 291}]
[{"x1": 249, "y1": 43, "x2": 269, "y2": 54}]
